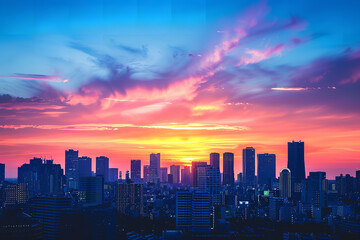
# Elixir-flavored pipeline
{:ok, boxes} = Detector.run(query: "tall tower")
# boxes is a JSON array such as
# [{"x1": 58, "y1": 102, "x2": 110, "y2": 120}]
[
  {"x1": 287, "y1": 141, "x2": 305, "y2": 200},
  {"x1": 65, "y1": 149, "x2": 79, "y2": 188},
  {"x1": 242, "y1": 147, "x2": 255, "y2": 187},
  {"x1": 280, "y1": 168, "x2": 291, "y2": 199},
  {"x1": 149, "y1": 153, "x2": 160, "y2": 183},
  {"x1": 96, "y1": 156, "x2": 109, "y2": 182},
  {"x1": 78, "y1": 156, "x2": 92, "y2": 178},
  {"x1": 192, "y1": 162, "x2": 207, "y2": 187},
  {"x1": 223, "y1": 152, "x2": 234, "y2": 186},
  {"x1": 131, "y1": 160, "x2": 141, "y2": 181},
  {"x1": 257, "y1": 153, "x2": 276, "y2": 189},
  {"x1": 170, "y1": 165, "x2": 181, "y2": 184},
  {"x1": 209, "y1": 153, "x2": 220, "y2": 169}
]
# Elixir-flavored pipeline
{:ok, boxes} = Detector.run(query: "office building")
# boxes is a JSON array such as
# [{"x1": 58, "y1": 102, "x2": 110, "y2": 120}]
[
  {"x1": 257, "y1": 153, "x2": 276, "y2": 189},
  {"x1": 78, "y1": 156, "x2": 92, "y2": 178},
  {"x1": 131, "y1": 160, "x2": 141, "y2": 181},
  {"x1": 243, "y1": 147, "x2": 255, "y2": 187},
  {"x1": 223, "y1": 152, "x2": 235, "y2": 186},
  {"x1": 269, "y1": 197, "x2": 283, "y2": 221},
  {"x1": 197, "y1": 166, "x2": 221, "y2": 204},
  {"x1": 181, "y1": 166, "x2": 191, "y2": 186},
  {"x1": 170, "y1": 165, "x2": 181, "y2": 184},
  {"x1": 192, "y1": 162, "x2": 207, "y2": 187},
  {"x1": 160, "y1": 167, "x2": 168, "y2": 182},
  {"x1": 302, "y1": 172, "x2": 327, "y2": 208},
  {"x1": 143, "y1": 165, "x2": 150, "y2": 182},
  {"x1": 149, "y1": 153, "x2": 160, "y2": 183},
  {"x1": 0, "y1": 163, "x2": 4, "y2": 182},
  {"x1": 96, "y1": 156, "x2": 109, "y2": 182},
  {"x1": 109, "y1": 168, "x2": 118, "y2": 182},
  {"x1": 288, "y1": 141, "x2": 305, "y2": 200},
  {"x1": 210, "y1": 153, "x2": 220, "y2": 169},
  {"x1": 65, "y1": 149, "x2": 79, "y2": 189},
  {"x1": 280, "y1": 168, "x2": 291, "y2": 199},
  {"x1": 79, "y1": 176, "x2": 104, "y2": 206},
  {"x1": 116, "y1": 182, "x2": 143, "y2": 216}
]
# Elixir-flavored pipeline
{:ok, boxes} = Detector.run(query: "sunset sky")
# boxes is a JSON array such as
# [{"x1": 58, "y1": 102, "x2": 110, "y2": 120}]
[{"x1": 1, "y1": 0, "x2": 360, "y2": 179}]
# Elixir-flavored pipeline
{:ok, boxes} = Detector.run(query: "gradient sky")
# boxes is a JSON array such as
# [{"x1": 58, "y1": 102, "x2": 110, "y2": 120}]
[{"x1": 1, "y1": 0, "x2": 360, "y2": 179}]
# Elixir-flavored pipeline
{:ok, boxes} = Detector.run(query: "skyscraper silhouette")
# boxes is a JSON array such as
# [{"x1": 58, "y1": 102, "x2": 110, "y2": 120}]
[
  {"x1": 65, "y1": 149, "x2": 79, "y2": 189},
  {"x1": 192, "y1": 162, "x2": 207, "y2": 187},
  {"x1": 170, "y1": 165, "x2": 181, "y2": 184},
  {"x1": 242, "y1": 147, "x2": 255, "y2": 187},
  {"x1": 78, "y1": 156, "x2": 92, "y2": 178},
  {"x1": 210, "y1": 153, "x2": 220, "y2": 169},
  {"x1": 257, "y1": 153, "x2": 276, "y2": 189},
  {"x1": 96, "y1": 156, "x2": 109, "y2": 182},
  {"x1": 0, "y1": 163, "x2": 4, "y2": 182},
  {"x1": 131, "y1": 160, "x2": 141, "y2": 181},
  {"x1": 287, "y1": 141, "x2": 305, "y2": 200},
  {"x1": 149, "y1": 153, "x2": 160, "y2": 183},
  {"x1": 223, "y1": 152, "x2": 234, "y2": 186},
  {"x1": 280, "y1": 168, "x2": 291, "y2": 199}
]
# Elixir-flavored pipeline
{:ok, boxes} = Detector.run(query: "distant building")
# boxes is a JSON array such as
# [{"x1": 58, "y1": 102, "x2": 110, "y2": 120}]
[
  {"x1": 96, "y1": 156, "x2": 109, "y2": 182},
  {"x1": 302, "y1": 172, "x2": 328, "y2": 208},
  {"x1": 257, "y1": 153, "x2": 276, "y2": 189},
  {"x1": 0, "y1": 163, "x2": 4, "y2": 182},
  {"x1": 143, "y1": 165, "x2": 150, "y2": 182},
  {"x1": 18, "y1": 158, "x2": 64, "y2": 196},
  {"x1": 116, "y1": 182, "x2": 143, "y2": 216},
  {"x1": 170, "y1": 165, "x2": 180, "y2": 184},
  {"x1": 198, "y1": 166, "x2": 221, "y2": 204},
  {"x1": 79, "y1": 176, "x2": 104, "y2": 206},
  {"x1": 223, "y1": 152, "x2": 235, "y2": 186},
  {"x1": 109, "y1": 168, "x2": 118, "y2": 182},
  {"x1": 130, "y1": 160, "x2": 141, "y2": 181},
  {"x1": 335, "y1": 174, "x2": 356, "y2": 195},
  {"x1": 269, "y1": 196, "x2": 283, "y2": 221},
  {"x1": 160, "y1": 167, "x2": 168, "y2": 183},
  {"x1": 181, "y1": 166, "x2": 191, "y2": 186},
  {"x1": 168, "y1": 174, "x2": 173, "y2": 184},
  {"x1": 78, "y1": 156, "x2": 92, "y2": 178},
  {"x1": 280, "y1": 168, "x2": 291, "y2": 199},
  {"x1": 65, "y1": 149, "x2": 79, "y2": 189},
  {"x1": 192, "y1": 162, "x2": 207, "y2": 187},
  {"x1": 243, "y1": 147, "x2": 255, "y2": 187},
  {"x1": 288, "y1": 141, "x2": 305, "y2": 200},
  {"x1": 149, "y1": 153, "x2": 160, "y2": 183},
  {"x1": 210, "y1": 153, "x2": 220, "y2": 169}
]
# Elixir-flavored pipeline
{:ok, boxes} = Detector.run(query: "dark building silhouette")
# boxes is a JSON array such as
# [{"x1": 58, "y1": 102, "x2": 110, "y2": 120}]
[
  {"x1": 168, "y1": 174, "x2": 173, "y2": 184},
  {"x1": 160, "y1": 167, "x2": 168, "y2": 183},
  {"x1": 79, "y1": 176, "x2": 104, "y2": 206},
  {"x1": 149, "y1": 153, "x2": 160, "y2": 183},
  {"x1": 357, "y1": 170, "x2": 360, "y2": 192},
  {"x1": 96, "y1": 156, "x2": 109, "y2": 182},
  {"x1": 280, "y1": 168, "x2": 291, "y2": 199},
  {"x1": 143, "y1": 165, "x2": 150, "y2": 182},
  {"x1": 192, "y1": 162, "x2": 207, "y2": 187},
  {"x1": 335, "y1": 173, "x2": 355, "y2": 195},
  {"x1": 78, "y1": 156, "x2": 92, "y2": 178},
  {"x1": 108, "y1": 168, "x2": 118, "y2": 182},
  {"x1": 18, "y1": 158, "x2": 64, "y2": 196},
  {"x1": 210, "y1": 153, "x2": 220, "y2": 169},
  {"x1": 65, "y1": 149, "x2": 79, "y2": 189},
  {"x1": 257, "y1": 153, "x2": 276, "y2": 189},
  {"x1": 4, "y1": 183, "x2": 29, "y2": 206},
  {"x1": 302, "y1": 172, "x2": 327, "y2": 208},
  {"x1": 223, "y1": 152, "x2": 234, "y2": 186},
  {"x1": 170, "y1": 165, "x2": 180, "y2": 184},
  {"x1": 130, "y1": 160, "x2": 141, "y2": 181},
  {"x1": 116, "y1": 182, "x2": 143, "y2": 216},
  {"x1": 181, "y1": 166, "x2": 191, "y2": 186},
  {"x1": 288, "y1": 141, "x2": 305, "y2": 200},
  {"x1": 243, "y1": 147, "x2": 255, "y2": 187},
  {"x1": 0, "y1": 163, "x2": 4, "y2": 182},
  {"x1": 198, "y1": 166, "x2": 221, "y2": 204}
]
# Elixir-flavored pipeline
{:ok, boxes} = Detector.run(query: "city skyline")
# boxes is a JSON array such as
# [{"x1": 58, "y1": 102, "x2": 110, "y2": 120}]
[{"x1": 1, "y1": 0, "x2": 360, "y2": 180}]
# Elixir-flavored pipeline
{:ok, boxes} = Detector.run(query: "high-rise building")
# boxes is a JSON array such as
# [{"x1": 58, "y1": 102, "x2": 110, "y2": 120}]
[
  {"x1": 335, "y1": 174, "x2": 356, "y2": 195},
  {"x1": 257, "y1": 153, "x2": 276, "y2": 189},
  {"x1": 356, "y1": 170, "x2": 360, "y2": 192},
  {"x1": 109, "y1": 168, "x2": 118, "y2": 182},
  {"x1": 223, "y1": 152, "x2": 234, "y2": 186},
  {"x1": 96, "y1": 156, "x2": 109, "y2": 182},
  {"x1": 116, "y1": 182, "x2": 143, "y2": 216},
  {"x1": 168, "y1": 174, "x2": 173, "y2": 184},
  {"x1": 149, "y1": 153, "x2": 160, "y2": 183},
  {"x1": 79, "y1": 176, "x2": 104, "y2": 206},
  {"x1": 143, "y1": 165, "x2": 150, "y2": 182},
  {"x1": 160, "y1": 167, "x2": 168, "y2": 182},
  {"x1": 197, "y1": 166, "x2": 221, "y2": 204},
  {"x1": 210, "y1": 153, "x2": 220, "y2": 169},
  {"x1": 0, "y1": 163, "x2": 4, "y2": 182},
  {"x1": 288, "y1": 141, "x2": 305, "y2": 200},
  {"x1": 269, "y1": 196, "x2": 283, "y2": 221},
  {"x1": 131, "y1": 160, "x2": 141, "y2": 181},
  {"x1": 176, "y1": 191, "x2": 192, "y2": 231},
  {"x1": 280, "y1": 168, "x2": 291, "y2": 199},
  {"x1": 170, "y1": 165, "x2": 181, "y2": 184},
  {"x1": 181, "y1": 166, "x2": 191, "y2": 186},
  {"x1": 192, "y1": 162, "x2": 207, "y2": 187},
  {"x1": 18, "y1": 158, "x2": 64, "y2": 196},
  {"x1": 243, "y1": 147, "x2": 255, "y2": 187},
  {"x1": 78, "y1": 156, "x2": 92, "y2": 178},
  {"x1": 32, "y1": 194, "x2": 72, "y2": 240},
  {"x1": 302, "y1": 172, "x2": 327, "y2": 208},
  {"x1": 65, "y1": 149, "x2": 79, "y2": 189}
]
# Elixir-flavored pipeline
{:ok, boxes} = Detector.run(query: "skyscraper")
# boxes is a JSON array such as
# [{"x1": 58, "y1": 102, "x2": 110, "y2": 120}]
[
  {"x1": 116, "y1": 182, "x2": 143, "y2": 216},
  {"x1": 287, "y1": 141, "x2": 305, "y2": 200},
  {"x1": 160, "y1": 167, "x2": 168, "y2": 182},
  {"x1": 257, "y1": 153, "x2": 276, "y2": 189},
  {"x1": 130, "y1": 160, "x2": 141, "y2": 181},
  {"x1": 18, "y1": 158, "x2": 64, "y2": 196},
  {"x1": 0, "y1": 163, "x2": 4, "y2": 182},
  {"x1": 280, "y1": 168, "x2": 291, "y2": 199},
  {"x1": 192, "y1": 162, "x2": 207, "y2": 187},
  {"x1": 79, "y1": 176, "x2": 104, "y2": 206},
  {"x1": 143, "y1": 165, "x2": 150, "y2": 182},
  {"x1": 78, "y1": 156, "x2": 92, "y2": 178},
  {"x1": 242, "y1": 147, "x2": 255, "y2": 187},
  {"x1": 96, "y1": 156, "x2": 109, "y2": 182},
  {"x1": 149, "y1": 153, "x2": 160, "y2": 183},
  {"x1": 223, "y1": 152, "x2": 234, "y2": 186},
  {"x1": 109, "y1": 168, "x2": 118, "y2": 182},
  {"x1": 181, "y1": 166, "x2": 191, "y2": 186},
  {"x1": 65, "y1": 149, "x2": 79, "y2": 189},
  {"x1": 210, "y1": 153, "x2": 220, "y2": 169},
  {"x1": 170, "y1": 165, "x2": 181, "y2": 184},
  {"x1": 302, "y1": 172, "x2": 327, "y2": 208},
  {"x1": 197, "y1": 166, "x2": 221, "y2": 204}
]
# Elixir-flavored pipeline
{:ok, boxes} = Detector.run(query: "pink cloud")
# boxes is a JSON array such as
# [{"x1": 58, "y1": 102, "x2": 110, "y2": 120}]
[{"x1": 238, "y1": 43, "x2": 285, "y2": 65}]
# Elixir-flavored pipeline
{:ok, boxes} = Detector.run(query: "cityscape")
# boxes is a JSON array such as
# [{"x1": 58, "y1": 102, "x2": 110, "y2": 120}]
[{"x1": 0, "y1": 141, "x2": 359, "y2": 239}]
